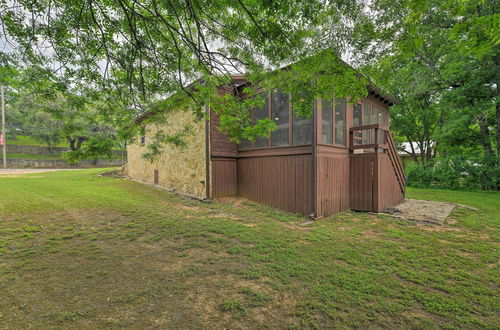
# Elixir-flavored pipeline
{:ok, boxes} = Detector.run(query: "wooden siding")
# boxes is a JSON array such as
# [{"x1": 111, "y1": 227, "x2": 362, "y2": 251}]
[
  {"x1": 316, "y1": 146, "x2": 350, "y2": 217},
  {"x1": 375, "y1": 153, "x2": 405, "y2": 211},
  {"x1": 349, "y1": 152, "x2": 404, "y2": 212},
  {"x1": 211, "y1": 158, "x2": 238, "y2": 197},
  {"x1": 238, "y1": 155, "x2": 313, "y2": 215},
  {"x1": 349, "y1": 153, "x2": 375, "y2": 211},
  {"x1": 207, "y1": 83, "x2": 404, "y2": 217},
  {"x1": 209, "y1": 101, "x2": 238, "y2": 198},
  {"x1": 210, "y1": 111, "x2": 238, "y2": 156}
]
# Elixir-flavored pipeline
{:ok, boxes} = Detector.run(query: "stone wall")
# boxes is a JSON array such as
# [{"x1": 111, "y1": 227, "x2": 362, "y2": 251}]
[
  {"x1": 4, "y1": 158, "x2": 125, "y2": 168},
  {"x1": 6, "y1": 144, "x2": 70, "y2": 155},
  {"x1": 6, "y1": 144, "x2": 127, "y2": 157},
  {"x1": 126, "y1": 109, "x2": 207, "y2": 199}
]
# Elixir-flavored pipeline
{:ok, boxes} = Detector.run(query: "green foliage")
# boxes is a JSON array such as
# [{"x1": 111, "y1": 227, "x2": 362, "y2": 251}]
[
  {"x1": 406, "y1": 154, "x2": 500, "y2": 190},
  {"x1": 8, "y1": 87, "x2": 122, "y2": 163},
  {"x1": 81, "y1": 136, "x2": 115, "y2": 160},
  {"x1": 141, "y1": 125, "x2": 193, "y2": 162},
  {"x1": 0, "y1": 0, "x2": 372, "y2": 149}
]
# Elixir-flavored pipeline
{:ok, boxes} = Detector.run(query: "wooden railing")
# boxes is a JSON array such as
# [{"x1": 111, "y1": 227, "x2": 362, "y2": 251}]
[
  {"x1": 349, "y1": 124, "x2": 388, "y2": 150},
  {"x1": 385, "y1": 131, "x2": 406, "y2": 195},
  {"x1": 349, "y1": 124, "x2": 405, "y2": 195}
]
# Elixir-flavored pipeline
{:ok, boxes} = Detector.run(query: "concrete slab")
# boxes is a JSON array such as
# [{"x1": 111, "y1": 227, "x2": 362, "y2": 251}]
[{"x1": 383, "y1": 199, "x2": 458, "y2": 225}]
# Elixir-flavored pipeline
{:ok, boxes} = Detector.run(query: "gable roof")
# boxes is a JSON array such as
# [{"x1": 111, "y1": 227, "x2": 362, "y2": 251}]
[{"x1": 133, "y1": 62, "x2": 399, "y2": 126}]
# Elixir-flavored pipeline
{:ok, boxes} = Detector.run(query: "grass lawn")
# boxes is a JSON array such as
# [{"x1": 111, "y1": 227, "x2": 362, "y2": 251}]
[
  {"x1": 6, "y1": 135, "x2": 69, "y2": 147},
  {"x1": 0, "y1": 169, "x2": 498, "y2": 328}
]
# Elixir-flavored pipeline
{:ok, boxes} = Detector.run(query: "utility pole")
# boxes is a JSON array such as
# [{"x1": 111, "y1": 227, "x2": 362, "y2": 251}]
[{"x1": 1, "y1": 85, "x2": 6, "y2": 168}]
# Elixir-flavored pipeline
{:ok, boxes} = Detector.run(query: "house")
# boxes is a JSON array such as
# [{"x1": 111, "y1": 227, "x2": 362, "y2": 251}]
[
  {"x1": 398, "y1": 141, "x2": 436, "y2": 166},
  {"x1": 125, "y1": 75, "x2": 405, "y2": 218}
]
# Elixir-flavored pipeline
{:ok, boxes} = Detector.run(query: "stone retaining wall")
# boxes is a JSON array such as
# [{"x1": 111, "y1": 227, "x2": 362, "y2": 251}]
[
  {"x1": 4, "y1": 158, "x2": 125, "y2": 168},
  {"x1": 6, "y1": 144, "x2": 127, "y2": 157}
]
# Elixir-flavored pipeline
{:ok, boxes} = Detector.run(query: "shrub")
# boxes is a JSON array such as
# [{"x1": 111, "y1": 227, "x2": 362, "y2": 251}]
[{"x1": 405, "y1": 155, "x2": 499, "y2": 190}]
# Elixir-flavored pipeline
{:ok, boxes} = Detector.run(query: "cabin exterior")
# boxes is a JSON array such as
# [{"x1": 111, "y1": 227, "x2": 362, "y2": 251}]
[{"x1": 126, "y1": 76, "x2": 405, "y2": 217}]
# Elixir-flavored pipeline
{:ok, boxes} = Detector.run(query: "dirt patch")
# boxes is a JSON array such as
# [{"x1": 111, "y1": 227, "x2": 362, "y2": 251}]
[
  {"x1": 417, "y1": 225, "x2": 464, "y2": 232},
  {"x1": 209, "y1": 214, "x2": 243, "y2": 220},
  {"x1": 176, "y1": 203, "x2": 202, "y2": 211},
  {"x1": 214, "y1": 197, "x2": 252, "y2": 208},
  {"x1": 150, "y1": 274, "x2": 298, "y2": 329},
  {"x1": 362, "y1": 229, "x2": 380, "y2": 238},
  {"x1": 280, "y1": 223, "x2": 314, "y2": 231}
]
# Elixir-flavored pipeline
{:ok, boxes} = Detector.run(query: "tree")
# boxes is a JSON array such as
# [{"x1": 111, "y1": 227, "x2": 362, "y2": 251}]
[
  {"x1": 372, "y1": 57, "x2": 445, "y2": 164},
  {"x1": 9, "y1": 86, "x2": 120, "y2": 161},
  {"x1": 0, "y1": 0, "x2": 369, "y2": 148},
  {"x1": 364, "y1": 0, "x2": 499, "y2": 161}
]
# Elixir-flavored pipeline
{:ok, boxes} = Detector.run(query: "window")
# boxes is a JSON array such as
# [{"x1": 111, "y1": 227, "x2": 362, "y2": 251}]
[
  {"x1": 335, "y1": 98, "x2": 346, "y2": 145},
  {"x1": 239, "y1": 138, "x2": 252, "y2": 150},
  {"x1": 380, "y1": 108, "x2": 388, "y2": 126},
  {"x1": 375, "y1": 106, "x2": 387, "y2": 126},
  {"x1": 292, "y1": 98, "x2": 313, "y2": 145},
  {"x1": 238, "y1": 93, "x2": 269, "y2": 150},
  {"x1": 321, "y1": 99, "x2": 333, "y2": 144},
  {"x1": 271, "y1": 90, "x2": 289, "y2": 146},
  {"x1": 320, "y1": 98, "x2": 346, "y2": 146},
  {"x1": 364, "y1": 101, "x2": 389, "y2": 126},
  {"x1": 353, "y1": 103, "x2": 362, "y2": 127},
  {"x1": 364, "y1": 102, "x2": 376, "y2": 125},
  {"x1": 353, "y1": 103, "x2": 363, "y2": 145},
  {"x1": 254, "y1": 94, "x2": 270, "y2": 148},
  {"x1": 371, "y1": 104, "x2": 378, "y2": 125},
  {"x1": 139, "y1": 127, "x2": 146, "y2": 145}
]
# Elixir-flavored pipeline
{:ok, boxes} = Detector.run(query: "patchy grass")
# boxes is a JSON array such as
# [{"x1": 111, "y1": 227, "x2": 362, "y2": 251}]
[{"x1": 0, "y1": 169, "x2": 498, "y2": 329}]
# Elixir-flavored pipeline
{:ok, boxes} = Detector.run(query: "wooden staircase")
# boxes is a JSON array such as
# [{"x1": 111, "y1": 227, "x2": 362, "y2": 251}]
[{"x1": 385, "y1": 131, "x2": 405, "y2": 195}]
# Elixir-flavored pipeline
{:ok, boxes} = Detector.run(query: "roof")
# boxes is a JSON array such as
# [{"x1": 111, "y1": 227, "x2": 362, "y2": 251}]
[
  {"x1": 367, "y1": 84, "x2": 399, "y2": 106},
  {"x1": 398, "y1": 142, "x2": 435, "y2": 155},
  {"x1": 132, "y1": 60, "x2": 399, "y2": 126},
  {"x1": 133, "y1": 74, "x2": 246, "y2": 125}
]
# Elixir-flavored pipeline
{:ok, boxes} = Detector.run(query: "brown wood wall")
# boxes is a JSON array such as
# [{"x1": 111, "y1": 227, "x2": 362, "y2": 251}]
[
  {"x1": 211, "y1": 158, "x2": 238, "y2": 197},
  {"x1": 208, "y1": 84, "x2": 404, "y2": 216},
  {"x1": 237, "y1": 155, "x2": 313, "y2": 215},
  {"x1": 349, "y1": 152, "x2": 405, "y2": 212},
  {"x1": 349, "y1": 153, "x2": 376, "y2": 211},
  {"x1": 316, "y1": 146, "x2": 350, "y2": 217},
  {"x1": 209, "y1": 91, "x2": 239, "y2": 198},
  {"x1": 210, "y1": 112, "x2": 238, "y2": 157},
  {"x1": 375, "y1": 153, "x2": 405, "y2": 211}
]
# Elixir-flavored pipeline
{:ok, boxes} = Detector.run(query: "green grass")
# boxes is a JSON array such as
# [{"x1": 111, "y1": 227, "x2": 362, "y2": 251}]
[
  {"x1": 1, "y1": 153, "x2": 63, "y2": 160},
  {"x1": 6, "y1": 135, "x2": 69, "y2": 147},
  {"x1": 0, "y1": 169, "x2": 498, "y2": 329}
]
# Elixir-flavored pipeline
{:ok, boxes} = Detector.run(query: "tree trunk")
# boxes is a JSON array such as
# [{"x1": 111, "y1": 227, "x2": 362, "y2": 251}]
[
  {"x1": 417, "y1": 139, "x2": 426, "y2": 164},
  {"x1": 68, "y1": 138, "x2": 76, "y2": 151},
  {"x1": 478, "y1": 112, "x2": 493, "y2": 156},
  {"x1": 407, "y1": 136, "x2": 418, "y2": 162},
  {"x1": 75, "y1": 137, "x2": 85, "y2": 151},
  {"x1": 432, "y1": 141, "x2": 438, "y2": 158}
]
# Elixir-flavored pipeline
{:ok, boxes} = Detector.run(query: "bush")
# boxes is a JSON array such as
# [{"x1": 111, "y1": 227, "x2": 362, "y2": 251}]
[{"x1": 405, "y1": 155, "x2": 499, "y2": 190}]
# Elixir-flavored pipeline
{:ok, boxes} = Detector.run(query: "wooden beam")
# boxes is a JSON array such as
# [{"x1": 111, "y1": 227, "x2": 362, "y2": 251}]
[{"x1": 350, "y1": 144, "x2": 388, "y2": 150}]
